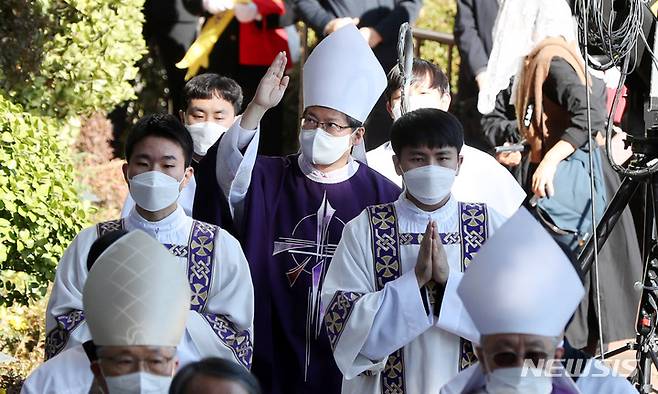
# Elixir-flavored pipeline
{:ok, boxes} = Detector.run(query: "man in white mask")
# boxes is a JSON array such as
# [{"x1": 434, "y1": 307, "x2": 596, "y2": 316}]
[
  {"x1": 321, "y1": 108, "x2": 508, "y2": 394},
  {"x1": 121, "y1": 73, "x2": 242, "y2": 220},
  {"x1": 440, "y1": 209, "x2": 635, "y2": 394},
  {"x1": 366, "y1": 58, "x2": 525, "y2": 217},
  {"x1": 43, "y1": 113, "x2": 254, "y2": 375},
  {"x1": 192, "y1": 24, "x2": 401, "y2": 394}
]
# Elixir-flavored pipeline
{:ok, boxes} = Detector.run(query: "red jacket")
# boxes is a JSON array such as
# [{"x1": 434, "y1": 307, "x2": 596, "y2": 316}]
[{"x1": 239, "y1": 0, "x2": 292, "y2": 67}]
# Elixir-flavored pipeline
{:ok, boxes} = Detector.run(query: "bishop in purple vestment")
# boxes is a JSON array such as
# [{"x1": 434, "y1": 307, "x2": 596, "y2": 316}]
[{"x1": 194, "y1": 25, "x2": 401, "y2": 394}]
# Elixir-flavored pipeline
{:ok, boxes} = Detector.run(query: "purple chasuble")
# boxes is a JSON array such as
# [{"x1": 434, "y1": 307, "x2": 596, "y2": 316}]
[{"x1": 242, "y1": 155, "x2": 400, "y2": 394}]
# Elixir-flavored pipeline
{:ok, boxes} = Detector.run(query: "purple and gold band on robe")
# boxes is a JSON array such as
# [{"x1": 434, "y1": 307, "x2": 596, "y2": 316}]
[
  {"x1": 325, "y1": 291, "x2": 365, "y2": 352},
  {"x1": 366, "y1": 203, "x2": 407, "y2": 394},
  {"x1": 201, "y1": 312, "x2": 254, "y2": 369},
  {"x1": 399, "y1": 232, "x2": 461, "y2": 246},
  {"x1": 44, "y1": 309, "x2": 86, "y2": 360}
]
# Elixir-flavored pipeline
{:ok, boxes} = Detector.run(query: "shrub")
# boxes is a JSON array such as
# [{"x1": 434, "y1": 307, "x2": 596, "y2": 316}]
[
  {"x1": 0, "y1": 0, "x2": 147, "y2": 122},
  {"x1": 0, "y1": 96, "x2": 91, "y2": 307}
]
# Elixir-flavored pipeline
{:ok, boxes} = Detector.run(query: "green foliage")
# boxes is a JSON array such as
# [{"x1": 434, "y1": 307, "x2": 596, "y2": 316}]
[
  {"x1": 0, "y1": 0, "x2": 147, "y2": 121},
  {"x1": 0, "y1": 0, "x2": 147, "y2": 308},
  {"x1": 0, "y1": 96, "x2": 91, "y2": 306},
  {"x1": 416, "y1": 0, "x2": 459, "y2": 91}
]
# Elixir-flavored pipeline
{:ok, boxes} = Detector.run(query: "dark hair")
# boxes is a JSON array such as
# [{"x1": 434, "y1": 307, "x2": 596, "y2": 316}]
[
  {"x1": 86, "y1": 229, "x2": 129, "y2": 271},
  {"x1": 385, "y1": 58, "x2": 450, "y2": 102},
  {"x1": 124, "y1": 113, "x2": 194, "y2": 167},
  {"x1": 169, "y1": 358, "x2": 261, "y2": 394},
  {"x1": 390, "y1": 108, "x2": 464, "y2": 156},
  {"x1": 183, "y1": 73, "x2": 244, "y2": 114}
]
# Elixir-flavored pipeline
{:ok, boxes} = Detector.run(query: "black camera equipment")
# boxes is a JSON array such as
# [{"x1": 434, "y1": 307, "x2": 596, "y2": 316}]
[{"x1": 574, "y1": 0, "x2": 657, "y2": 391}]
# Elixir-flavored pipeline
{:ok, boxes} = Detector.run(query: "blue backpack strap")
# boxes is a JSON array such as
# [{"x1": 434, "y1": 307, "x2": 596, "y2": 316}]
[
  {"x1": 366, "y1": 203, "x2": 407, "y2": 394},
  {"x1": 187, "y1": 220, "x2": 219, "y2": 312},
  {"x1": 95, "y1": 218, "x2": 124, "y2": 238},
  {"x1": 458, "y1": 202, "x2": 489, "y2": 370}
]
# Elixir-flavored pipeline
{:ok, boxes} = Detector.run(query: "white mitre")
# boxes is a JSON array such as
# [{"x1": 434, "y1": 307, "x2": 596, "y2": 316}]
[
  {"x1": 83, "y1": 230, "x2": 190, "y2": 347},
  {"x1": 303, "y1": 24, "x2": 387, "y2": 123},
  {"x1": 458, "y1": 208, "x2": 585, "y2": 339}
]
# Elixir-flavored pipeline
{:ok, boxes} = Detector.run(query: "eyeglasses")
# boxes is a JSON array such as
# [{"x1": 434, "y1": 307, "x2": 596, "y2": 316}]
[
  {"x1": 491, "y1": 351, "x2": 550, "y2": 368},
  {"x1": 301, "y1": 116, "x2": 355, "y2": 134},
  {"x1": 99, "y1": 354, "x2": 175, "y2": 375}
]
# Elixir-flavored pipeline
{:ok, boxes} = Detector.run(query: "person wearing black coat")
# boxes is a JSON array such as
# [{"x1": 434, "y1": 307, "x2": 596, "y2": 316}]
[{"x1": 453, "y1": 0, "x2": 499, "y2": 153}]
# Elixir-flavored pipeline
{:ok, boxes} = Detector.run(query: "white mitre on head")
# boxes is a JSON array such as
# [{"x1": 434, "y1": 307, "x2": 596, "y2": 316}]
[
  {"x1": 303, "y1": 24, "x2": 387, "y2": 123},
  {"x1": 457, "y1": 208, "x2": 585, "y2": 339},
  {"x1": 83, "y1": 230, "x2": 190, "y2": 347}
]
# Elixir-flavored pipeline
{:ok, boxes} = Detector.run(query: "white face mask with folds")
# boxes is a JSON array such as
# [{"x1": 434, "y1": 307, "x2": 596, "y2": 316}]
[
  {"x1": 299, "y1": 127, "x2": 354, "y2": 166},
  {"x1": 186, "y1": 122, "x2": 228, "y2": 157},
  {"x1": 129, "y1": 171, "x2": 183, "y2": 212},
  {"x1": 392, "y1": 94, "x2": 447, "y2": 120},
  {"x1": 484, "y1": 367, "x2": 553, "y2": 394},
  {"x1": 401, "y1": 164, "x2": 456, "y2": 205},
  {"x1": 103, "y1": 371, "x2": 173, "y2": 394}
]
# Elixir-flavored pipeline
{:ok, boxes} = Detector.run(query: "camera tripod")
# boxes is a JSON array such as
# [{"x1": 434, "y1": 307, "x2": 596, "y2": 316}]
[{"x1": 578, "y1": 129, "x2": 658, "y2": 393}]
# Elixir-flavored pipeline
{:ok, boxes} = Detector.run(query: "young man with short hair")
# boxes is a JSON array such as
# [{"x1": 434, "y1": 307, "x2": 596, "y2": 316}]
[
  {"x1": 46, "y1": 114, "x2": 254, "y2": 372},
  {"x1": 322, "y1": 109, "x2": 507, "y2": 394},
  {"x1": 122, "y1": 73, "x2": 242, "y2": 221},
  {"x1": 366, "y1": 58, "x2": 525, "y2": 217}
]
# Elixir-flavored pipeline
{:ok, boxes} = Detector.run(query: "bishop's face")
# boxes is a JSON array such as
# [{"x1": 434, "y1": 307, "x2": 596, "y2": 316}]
[
  {"x1": 476, "y1": 333, "x2": 563, "y2": 373},
  {"x1": 91, "y1": 345, "x2": 178, "y2": 393}
]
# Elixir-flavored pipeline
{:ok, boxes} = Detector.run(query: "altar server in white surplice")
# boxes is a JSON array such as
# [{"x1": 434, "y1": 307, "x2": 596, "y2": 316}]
[
  {"x1": 366, "y1": 58, "x2": 525, "y2": 217},
  {"x1": 322, "y1": 109, "x2": 508, "y2": 394},
  {"x1": 44, "y1": 114, "x2": 254, "y2": 370}
]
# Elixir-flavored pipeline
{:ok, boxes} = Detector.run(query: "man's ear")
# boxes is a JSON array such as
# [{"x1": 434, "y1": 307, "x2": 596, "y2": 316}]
[
  {"x1": 392, "y1": 154, "x2": 403, "y2": 176},
  {"x1": 179, "y1": 110, "x2": 186, "y2": 124},
  {"x1": 352, "y1": 127, "x2": 365, "y2": 146},
  {"x1": 455, "y1": 154, "x2": 464, "y2": 176},
  {"x1": 386, "y1": 100, "x2": 394, "y2": 120},
  {"x1": 180, "y1": 166, "x2": 194, "y2": 191},
  {"x1": 122, "y1": 163, "x2": 129, "y2": 184},
  {"x1": 440, "y1": 94, "x2": 452, "y2": 111}
]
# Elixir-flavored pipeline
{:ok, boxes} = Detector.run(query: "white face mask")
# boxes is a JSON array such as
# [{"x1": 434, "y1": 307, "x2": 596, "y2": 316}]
[
  {"x1": 402, "y1": 165, "x2": 456, "y2": 205},
  {"x1": 299, "y1": 127, "x2": 354, "y2": 165},
  {"x1": 392, "y1": 94, "x2": 447, "y2": 120},
  {"x1": 186, "y1": 122, "x2": 228, "y2": 157},
  {"x1": 129, "y1": 171, "x2": 183, "y2": 212},
  {"x1": 103, "y1": 371, "x2": 173, "y2": 394},
  {"x1": 485, "y1": 367, "x2": 553, "y2": 394}
]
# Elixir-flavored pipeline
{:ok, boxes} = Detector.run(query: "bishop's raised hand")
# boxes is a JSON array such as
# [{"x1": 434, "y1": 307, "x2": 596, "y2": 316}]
[
  {"x1": 253, "y1": 51, "x2": 289, "y2": 110},
  {"x1": 241, "y1": 52, "x2": 289, "y2": 130}
]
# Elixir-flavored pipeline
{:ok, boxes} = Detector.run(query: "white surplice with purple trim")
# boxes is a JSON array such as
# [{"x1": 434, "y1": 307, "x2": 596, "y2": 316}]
[
  {"x1": 44, "y1": 205, "x2": 254, "y2": 369},
  {"x1": 321, "y1": 193, "x2": 508, "y2": 394}
]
